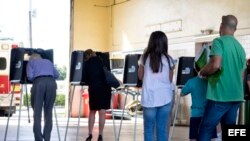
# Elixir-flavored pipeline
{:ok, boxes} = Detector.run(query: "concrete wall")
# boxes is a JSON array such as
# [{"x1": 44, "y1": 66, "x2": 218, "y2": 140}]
[
  {"x1": 110, "y1": 0, "x2": 250, "y2": 51},
  {"x1": 72, "y1": 0, "x2": 250, "y2": 52},
  {"x1": 73, "y1": 0, "x2": 109, "y2": 51}
]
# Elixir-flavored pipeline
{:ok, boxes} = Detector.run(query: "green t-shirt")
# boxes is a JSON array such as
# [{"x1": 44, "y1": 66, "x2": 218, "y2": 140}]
[{"x1": 207, "y1": 35, "x2": 246, "y2": 102}]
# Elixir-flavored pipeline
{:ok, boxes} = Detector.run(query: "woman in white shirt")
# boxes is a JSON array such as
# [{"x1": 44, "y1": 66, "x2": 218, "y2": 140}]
[{"x1": 138, "y1": 31, "x2": 175, "y2": 141}]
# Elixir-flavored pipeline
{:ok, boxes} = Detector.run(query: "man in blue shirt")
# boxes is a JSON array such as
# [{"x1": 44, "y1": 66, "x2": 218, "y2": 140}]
[{"x1": 26, "y1": 53, "x2": 59, "y2": 141}]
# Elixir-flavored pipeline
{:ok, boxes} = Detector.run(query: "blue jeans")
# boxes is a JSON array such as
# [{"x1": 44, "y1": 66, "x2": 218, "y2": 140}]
[
  {"x1": 143, "y1": 102, "x2": 172, "y2": 141},
  {"x1": 198, "y1": 100, "x2": 241, "y2": 141}
]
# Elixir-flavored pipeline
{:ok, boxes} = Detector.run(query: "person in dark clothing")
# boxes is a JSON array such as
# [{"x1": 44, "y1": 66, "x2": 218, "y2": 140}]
[
  {"x1": 246, "y1": 59, "x2": 250, "y2": 100},
  {"x1": 84, "y1": 49, "x2": 112, "y2": 141},
  {"x1": 26, "y1": 53, "x2": 59, "y2": 141}
]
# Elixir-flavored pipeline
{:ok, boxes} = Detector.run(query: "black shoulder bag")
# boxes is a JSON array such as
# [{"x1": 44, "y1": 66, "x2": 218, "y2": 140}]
[{"x1": 103, "y1": 67, "x2": 120, "y2": 89}]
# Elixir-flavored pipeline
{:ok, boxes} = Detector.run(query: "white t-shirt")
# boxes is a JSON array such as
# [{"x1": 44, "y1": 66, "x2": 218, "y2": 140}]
[{"x1": 139, "y1": 55, "x2": 174, "y2": 107}]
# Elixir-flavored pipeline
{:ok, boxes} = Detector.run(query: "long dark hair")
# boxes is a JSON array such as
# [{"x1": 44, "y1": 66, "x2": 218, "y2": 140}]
[
  {"x1": 84, "y1": 49, "x2": 96, "y2": 61},
  {"x1": 143, "y1": 31, "x2": 170, "y2": 73}
]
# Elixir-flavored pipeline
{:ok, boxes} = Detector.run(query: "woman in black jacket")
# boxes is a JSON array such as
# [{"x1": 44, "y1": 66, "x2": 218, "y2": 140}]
[{"x1": 84, "y1": 49, "x2": 111, "y2": 141}]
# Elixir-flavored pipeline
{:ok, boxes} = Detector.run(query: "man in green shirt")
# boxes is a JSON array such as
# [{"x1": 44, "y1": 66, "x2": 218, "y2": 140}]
[{"x1": 198, "y1": 15, "x2": 246, "y2": 141}]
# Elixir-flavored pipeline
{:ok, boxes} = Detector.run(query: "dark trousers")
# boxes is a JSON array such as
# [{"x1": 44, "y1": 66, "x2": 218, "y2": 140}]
[
  {"x1": 31, "y1": 77, "x2": 57, "y2": 141},
  {"x1": 197, "y1": 100, "x2": 241, "y2": 141}
]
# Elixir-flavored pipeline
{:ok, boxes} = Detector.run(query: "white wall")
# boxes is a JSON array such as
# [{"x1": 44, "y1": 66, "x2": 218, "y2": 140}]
[
  {"x1": 73, "y1": 0, "x2": 109, "y2": 51},
  {"x1": 72, "y1": 0, "x2": 250, "y2": 55},
  {"x1": 110, "y1": 0, "x2": 250, "y2": 51}
]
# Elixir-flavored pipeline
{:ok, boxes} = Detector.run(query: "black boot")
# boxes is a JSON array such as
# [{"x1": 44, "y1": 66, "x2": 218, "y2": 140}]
[
  {"x1": 97, "y1": 135, "x2": 103, "y2": 141},
  {"x1": 85, "y1": 134, "x2": 92, "y2": 141}
]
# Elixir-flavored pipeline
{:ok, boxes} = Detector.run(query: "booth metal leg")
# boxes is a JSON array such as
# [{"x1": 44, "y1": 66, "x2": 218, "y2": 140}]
[
  {"x1": 64, "y1": 85, "x2": 76, "y2": 141},
  {"x1": 25, "y1": 80, "x2": 31, "y2": 123},
  {"x1": 169, "y1": 90, "x2": 181, "y2": 140},
  {"x1": 111, "y1": 91, "x2": 118, "y2": 141},
  {"x1": 76, "y1": 87, "x2": 83, "y2": 141},
  {"x1": 133, "y1": 89, "x2": 140, "y2": 141},
  {"x1": 117, "y1": 89, "x2": 129, "y2": 141},
  {"x1": 4, "y1": 84, "x2": 16, "y2": 141},
  {"x1": 54, "y1": 105, "x2": 61, "y2": 141},
  {"x1": 16, "y1": 85, "x2": 24, "y2": 141}
]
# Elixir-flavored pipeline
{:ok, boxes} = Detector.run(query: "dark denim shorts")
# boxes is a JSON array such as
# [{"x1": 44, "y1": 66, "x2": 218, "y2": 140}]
[{"x1": 189, "y1": 117, "x2": 217, "y2": 139}]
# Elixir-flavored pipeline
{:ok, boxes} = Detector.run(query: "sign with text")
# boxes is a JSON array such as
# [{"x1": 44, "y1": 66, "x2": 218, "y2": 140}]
[{"x1": 222, "y1": 125, "x2": 249, "y2": 140}]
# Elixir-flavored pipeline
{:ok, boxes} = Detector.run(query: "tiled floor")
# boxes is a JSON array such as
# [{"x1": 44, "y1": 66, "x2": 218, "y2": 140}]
[{"x1": 0, "y1": 107, "x2": 189, "y2": 141}]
